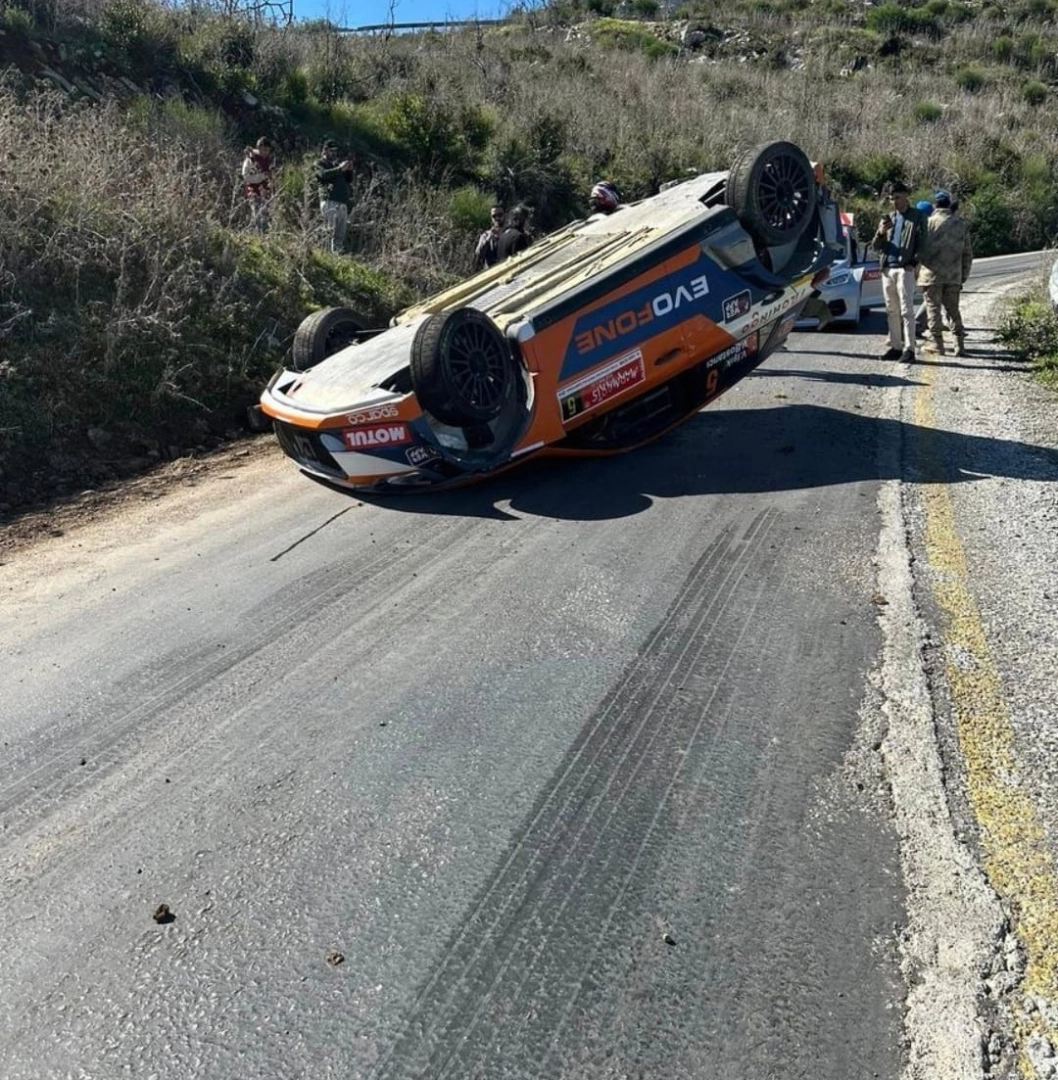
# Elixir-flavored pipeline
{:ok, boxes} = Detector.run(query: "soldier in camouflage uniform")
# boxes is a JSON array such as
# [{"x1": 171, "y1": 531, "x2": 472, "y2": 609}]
[{"x1": 919, "y1": 190, "x2": 973, "y2": 357}]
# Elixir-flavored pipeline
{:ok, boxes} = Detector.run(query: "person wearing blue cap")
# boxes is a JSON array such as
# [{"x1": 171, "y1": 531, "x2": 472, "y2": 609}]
[
  {"x1": 914, "y1": 200, "x2": 935, "y2": 336},
  {"x1": 918, "y1": 189, "x2": 973, "y2": 357}
]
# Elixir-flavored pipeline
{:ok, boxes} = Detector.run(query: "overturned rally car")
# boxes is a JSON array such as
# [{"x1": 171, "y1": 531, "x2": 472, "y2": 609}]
[{"x1": 259, "y1": 141, "x2": 843, "y2": 492}]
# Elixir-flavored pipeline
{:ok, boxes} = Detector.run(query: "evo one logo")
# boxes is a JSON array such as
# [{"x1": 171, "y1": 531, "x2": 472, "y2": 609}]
[{"x1": 574, "y1": 275, "x2": 710, "y2": 355}]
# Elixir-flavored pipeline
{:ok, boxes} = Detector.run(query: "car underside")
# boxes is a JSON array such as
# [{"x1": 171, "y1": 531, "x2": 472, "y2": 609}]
[{"x1": 259, "y1": 141, "x2": 843, "y2": 493}]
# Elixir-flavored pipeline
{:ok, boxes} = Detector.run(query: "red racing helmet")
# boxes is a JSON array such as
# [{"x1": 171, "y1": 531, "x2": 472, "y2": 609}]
[{"x1": 589, "y1": 181, "x2": 621, "y2": 214}]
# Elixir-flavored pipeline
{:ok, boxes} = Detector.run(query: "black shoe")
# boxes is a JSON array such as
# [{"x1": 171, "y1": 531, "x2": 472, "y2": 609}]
[
  {"x1": 900, "y1": 349, "x2": 915, "y2": 363},
  {"x1": 880, "y1": 347, "x2": 902, "y2": 360}
]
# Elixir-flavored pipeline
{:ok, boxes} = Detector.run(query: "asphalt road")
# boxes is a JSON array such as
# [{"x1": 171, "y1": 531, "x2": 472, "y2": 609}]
[{"x1": 0, "y1": 253, "x2": 1048, "y2": 1080}]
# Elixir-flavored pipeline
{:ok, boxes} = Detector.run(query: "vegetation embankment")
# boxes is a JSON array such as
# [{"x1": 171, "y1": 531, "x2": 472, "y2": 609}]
[
  {"x1": 3, "y1": 0, "x2": 1058, "y2": 510},
  {"x1": 998, "y1": 288, "x2": 1058, "y2": 386}
]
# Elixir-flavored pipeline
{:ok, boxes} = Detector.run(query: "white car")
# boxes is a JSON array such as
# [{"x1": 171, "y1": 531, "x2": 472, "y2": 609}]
[{"x1": 798, "y1": 212, "x2": 884, "y2": 328}]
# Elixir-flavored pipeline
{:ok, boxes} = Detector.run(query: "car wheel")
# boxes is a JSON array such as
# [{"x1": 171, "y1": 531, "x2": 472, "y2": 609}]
[
  {"x1": 411, "y1": 309, "x2": 516, "y2": 427},
  {"x1": 292, "y1": 307, "x2": 367, "y2": 371},
  {"x1": 725, "y1": 141, "x2": 816, "y2": 247}
]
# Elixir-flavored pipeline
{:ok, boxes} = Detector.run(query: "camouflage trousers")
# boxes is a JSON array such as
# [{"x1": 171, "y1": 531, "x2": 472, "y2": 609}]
[{"x1": 923, "y1": 283, "x2": 965, "y2": 343}]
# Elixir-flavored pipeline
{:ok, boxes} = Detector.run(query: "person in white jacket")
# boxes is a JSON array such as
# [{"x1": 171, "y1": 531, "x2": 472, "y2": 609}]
[{"x1": 242, "y1": 137, "x2": 274, "y2": 233}]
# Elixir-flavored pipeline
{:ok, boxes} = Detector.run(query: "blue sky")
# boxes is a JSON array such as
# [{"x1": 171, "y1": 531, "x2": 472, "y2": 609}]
[{"x1": 292, "y1": 0, "x2": 513, "y2": 26}]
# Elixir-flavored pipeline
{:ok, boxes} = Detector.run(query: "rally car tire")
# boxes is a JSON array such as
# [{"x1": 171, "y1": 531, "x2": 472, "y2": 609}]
[
  {"x1": 725, "y1": 141, "x2": 816, "y2": 248},
  {"x1": 411, "y1": 309, "x2": 516, "y2": 427},
  {"x1": 292, "y1": 307, "x2": 367, "y2": 371}
]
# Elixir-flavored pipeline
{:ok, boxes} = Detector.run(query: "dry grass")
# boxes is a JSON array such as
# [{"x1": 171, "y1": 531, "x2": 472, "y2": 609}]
[{"x1": 3, "y1": 0, "x2": 1058, "y2": 507}]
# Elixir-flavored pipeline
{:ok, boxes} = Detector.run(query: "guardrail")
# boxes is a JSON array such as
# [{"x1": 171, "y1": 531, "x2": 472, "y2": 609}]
[
  {"x1": 1049, "y1": 256, "x2": 1058, "y2": 310},
  {"x1": 336, "y1": 18, "x2": 507, "y2": 33}
]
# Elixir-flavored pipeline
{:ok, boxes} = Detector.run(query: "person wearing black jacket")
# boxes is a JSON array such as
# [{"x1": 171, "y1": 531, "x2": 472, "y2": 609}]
[
  {"x1": 871, "y1": 180, "x2": 927, "y2": 363},
  {"x1": 316, "y1": 139, "x2": 355, "y2": 254},
  {"x1": 497, "y1": 205, "x2": 531, "y2": 261}
]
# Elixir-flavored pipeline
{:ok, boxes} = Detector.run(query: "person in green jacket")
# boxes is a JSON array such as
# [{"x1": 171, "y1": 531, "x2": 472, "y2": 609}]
[
  {"x1": 316, "y1": 139, "x2": 355, "y2": 254},
  {"x1": 871, "y1": 180, "x2": 928, "y2": 363},
  {"x1": 919, "y1": 190, "x2": 974, "y2": 358}
]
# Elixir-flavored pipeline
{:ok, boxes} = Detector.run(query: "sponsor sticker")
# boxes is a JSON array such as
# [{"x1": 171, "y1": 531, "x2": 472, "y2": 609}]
[
  {"x1": 722, "y1": 289, "x2": 752, "y2": 323},
  {"x1": 341, "y1": 423, "x2": 412, "y2": 450},
  {"x1": 345, "y1": 403, "x2": 399, "y2": 425},
  {"x1": 406, "y1": 443, "x2": 442, "y2": 467},
  {"x1": 558, "y1": 349, "x2": 646, "y2": 421},
  {"x1": 563, "y1": 261, "x2": 712, "y2": 377},
  {"x1": 707, "y1": 330, "x2": 760, "y2": 372}
]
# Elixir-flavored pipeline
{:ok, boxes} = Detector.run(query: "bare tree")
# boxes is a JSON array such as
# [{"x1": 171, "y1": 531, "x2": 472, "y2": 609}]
[{"x1": 184, "y1": 0, "x2": 294, "y2": 25}]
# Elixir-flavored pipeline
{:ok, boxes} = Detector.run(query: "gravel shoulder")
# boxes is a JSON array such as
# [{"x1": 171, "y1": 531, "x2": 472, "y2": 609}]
[{"x1": 895, "y1": 279, "x2": 1058, "y2": 1079}]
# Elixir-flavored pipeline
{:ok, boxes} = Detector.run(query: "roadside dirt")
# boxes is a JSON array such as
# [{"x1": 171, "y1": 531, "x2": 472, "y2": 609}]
[{"x1": 0, "y1": 436, "x2": 283, "y2": 562}]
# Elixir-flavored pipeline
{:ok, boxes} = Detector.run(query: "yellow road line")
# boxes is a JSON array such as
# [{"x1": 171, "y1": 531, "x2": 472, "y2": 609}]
[{"x1": 914, "y1": 361, "x2": 1058, "y2": 1074}]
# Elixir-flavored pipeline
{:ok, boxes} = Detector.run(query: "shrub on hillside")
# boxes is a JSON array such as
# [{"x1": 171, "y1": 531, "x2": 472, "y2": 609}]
[
  {"x1": 966, "y1": 186, "x2": 1017, "y2": 256},
  {"x1": 1022, "y1": 78, "x2": 1048, "y2": 104},
  {"x1": 866, "y1": 4, "x2": 940, "y2": 36},
  {"x1": 913, "y1": 100, "x2": 943, "y2": 122},
  {"x1": 997, "y1": 294, "x2": 1058, "y2": 380},
  {"x1": 590, "y1": 18, "x2": 679, "y2": 58},
  {"x1": 954, "y1": 65, "x2": 987, "y2": 90}
]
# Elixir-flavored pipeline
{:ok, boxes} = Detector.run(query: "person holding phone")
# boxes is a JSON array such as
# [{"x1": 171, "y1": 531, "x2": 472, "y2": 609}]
[
  {"x1": 316, "y1": 139, "x2": 356, "y2": 254},
  {"x1": 871, "y1": 180, "x2": 928, "y2": 363}
]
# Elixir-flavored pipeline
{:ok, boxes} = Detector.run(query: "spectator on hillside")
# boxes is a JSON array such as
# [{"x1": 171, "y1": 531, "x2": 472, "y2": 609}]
[
  {"x1": 919, "y1": 189, "x2": 973, "y2": 358},
  {"x1": 315, "y1": 138, "x2": 355, "y2": 254},
  {"x1": 474, "y1": 205, "x2": 506, "y2": 270},
  {"x1": 242, "y1": 137, "x2": 274, "y2": 233},
  {"x1": 497, "y1": 204, "x2": 531, "y2": 261},
  {"x1": 871, "y1": 180, "x2": 928, "y2": 363},
  {"x1": 588, "y1": 180, "x2": 621, "y2": 215}
]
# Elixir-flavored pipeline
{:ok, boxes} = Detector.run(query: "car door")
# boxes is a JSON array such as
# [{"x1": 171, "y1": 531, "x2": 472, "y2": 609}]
[{"x1": 843, "y1": 212, "x2": 884, "y2": 310}]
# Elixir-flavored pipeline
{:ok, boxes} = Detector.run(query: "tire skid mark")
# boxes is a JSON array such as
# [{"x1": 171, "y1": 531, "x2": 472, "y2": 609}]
[
  {"x1": 519, "y1": 556, "x2": 787, "y2": 1080},
  {"x1": 434, "y1": 518, "x2": 783, "y2": 1078},
  {"x1": 369, "y1": 508, "x2": 780, "y2": 1080},
  {"x1": 0, "y1": 515, "x2": 481, "y2": 832}
]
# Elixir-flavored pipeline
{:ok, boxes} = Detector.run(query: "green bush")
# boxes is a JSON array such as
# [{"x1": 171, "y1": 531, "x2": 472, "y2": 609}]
[
  {"x1": 913, "y1": 100, "x2": 943, "y2": 122},
  {"x1": 99, "y1": 0, "x2": 151, "y2": 51},
  {"x1": 865, "y1": 4, "x2": 939, "y2": 36},
  {"x1": 967, "y1": 186, "x2": 1017, "y2": 255},
  {"x1": 997, "y1": 295, "x2": 1058, "y2": 379},
  {"x1": 954, "y1": 65, "x2": 987, "y2": 91},
  {"x1": 847, "y1": 151, "x2": 908, "y2": 193},
  {"x1": 632, "y1": 0, "x2": 660, "y2": 15},
  {"x1": 992, "y1": 34, "x2": 1015, "y2": 60},
  {"x1": 0, "y1": 4, "x2": 33, "y2": 30},
  {"x1": 449, "y1": 186, "x2": 494, "y2": 231},
  {"x1": 277, "y1": 68, "x2": 310, "y2": 108},
  {"x1": 591, "y1": 18, "x2": 679, "y2": 58},
  {"x1": 1022, "y1": 78, "x2": 1048, "y2": 105},
  {"x1": 382, "y1": 93, "x2": 488, "y2": 178}
]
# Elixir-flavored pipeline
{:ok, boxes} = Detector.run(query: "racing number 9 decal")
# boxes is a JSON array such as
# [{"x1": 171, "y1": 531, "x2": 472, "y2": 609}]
[{"x1": 705, "y1": 368, "x2": 720, "y2": 399}]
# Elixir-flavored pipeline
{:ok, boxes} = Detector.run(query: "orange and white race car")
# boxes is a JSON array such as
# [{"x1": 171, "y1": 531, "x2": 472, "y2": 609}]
[{"x1": 259, "y1": 141, "x2": 843, "y2": 492}]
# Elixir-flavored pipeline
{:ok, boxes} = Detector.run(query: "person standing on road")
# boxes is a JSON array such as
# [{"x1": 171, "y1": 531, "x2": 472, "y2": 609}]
[
  {"x1": 315, "y1": 139, "x2": 355, "y2": 254},
  {"x1": 919, "y1": 189, "x2": 973, "y2": 358},
  {"x1": 497, "y1": 204, "x2": 531, "y2": 261},
  {"x1": 872, "y1": 181, "x2": 928, "y2": 363},
  {"x1": 242, "y1": 137, "x2": 274, "y2": 234},
  {"x1": 913, "y1": 199, "x2": 935, "y2": 338}
]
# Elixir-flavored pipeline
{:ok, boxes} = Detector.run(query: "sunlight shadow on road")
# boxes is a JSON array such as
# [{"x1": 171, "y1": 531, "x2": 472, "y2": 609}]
[{"x1": 350, "y1": 402, "x2": 1058, "y2": 523}]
